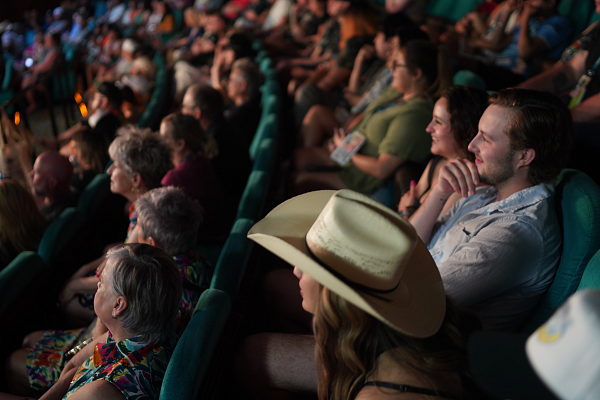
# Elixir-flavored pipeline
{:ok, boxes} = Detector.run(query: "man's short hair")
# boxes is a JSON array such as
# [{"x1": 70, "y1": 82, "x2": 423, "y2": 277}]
[
  {"x1": 231, "y1": 58, "x2": 263, "y2": 98},
  {"x1": 186, "y1": 84, "x2": 225, "y2": 123},
  {"x1": 489, "y1": 88, "x2": 573, "y2": 185}
]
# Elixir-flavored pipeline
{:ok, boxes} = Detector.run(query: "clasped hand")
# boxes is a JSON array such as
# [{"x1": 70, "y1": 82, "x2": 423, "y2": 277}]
[{"x1": 436, "y1": 159, "x2": 482, "y2": 199}]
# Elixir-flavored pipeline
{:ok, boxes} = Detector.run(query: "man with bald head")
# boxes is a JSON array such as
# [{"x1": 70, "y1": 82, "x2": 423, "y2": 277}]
[{"x1": 29, "y1": 151, "x2": 79, "y2": 222}]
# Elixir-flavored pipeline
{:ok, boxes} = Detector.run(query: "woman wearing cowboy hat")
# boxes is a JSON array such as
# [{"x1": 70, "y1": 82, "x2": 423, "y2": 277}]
[{"x1": 244, "y1": 189, "x2": 485, "y2": 400}]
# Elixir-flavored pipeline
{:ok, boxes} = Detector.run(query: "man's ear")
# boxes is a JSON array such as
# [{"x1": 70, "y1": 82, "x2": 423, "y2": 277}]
[
  {"x1": 194, "y1": 107, "x2": 202, "y2": 121},
  {"x1": 101, "y1": 96, "x2": 109, "y2": 110},
  {"x1": 517, "y1": 148, "x2": 536, "y2": 168}
]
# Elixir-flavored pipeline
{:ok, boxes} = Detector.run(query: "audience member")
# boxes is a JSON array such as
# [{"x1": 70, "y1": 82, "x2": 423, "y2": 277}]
[
  {"x1": 55, "y1": 81, "x2": 125, "y2": 155},
  {"x1": 0, "y1": 180, "x2": 47, "y2": 271},
  {"x1": 293, "y1": 40, "x2": 452, "y2": 196},
  {"x1": 298, "y1": 25, "x2": 428, "y2": 148},
  {"x1": 223, "y1": 58, "x2": 264, "y2": 150},
  {"x1": 135, "y1": 186, "x2": 214, "y2": 328},
  {"x1": 4, "y1": 243, "x2": 181, "y2": 400},
  {"x1": 410, "y1": 88, "x2": 573, "y2": 331},
  {"x1": 20, "y1": 31, "x2": 62, "y2": 113},
  {"x1": 519, "y1": 0, "x2": 600, "y2": 123},
  {"x1": 29, "y1": 151, "x2": 78, "y2": 223},
  {"x1": 181, "y1": 83, "x2": 251, "y2": 227},
  {"x1": 69, "y1": 128, "x2": 110, "y2": 192},
  {"x1": 474, "y1": 0, "x2": 571, "y2": 89},
  {"x1": 293, "y1": 1, "x2": 379, "y2": 126},
  {"x1": 398, "y1": 85, "x2": 489, "y2": 218},
  {"x1": 58, "y1": 125, "x2": 172, "y2": 327},
  {"x1": 159, "y1": 113, "x2": 225, "y2": 237},
  {"x1": 6, "y1": 187, "x2": 209, "y2": 397},
  {"x1": 238, "y1": 189, "x2": 484, "y2": 399}
]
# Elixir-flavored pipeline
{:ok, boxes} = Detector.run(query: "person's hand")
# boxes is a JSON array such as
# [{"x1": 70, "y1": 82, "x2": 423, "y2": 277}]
[
  {"x1": 58, "y1": 279, "x2": 77, "y2": 307},
  {"x1": 436, "y1": 159, "x2": 481, "y2": 198},
  {"x1": 356, "y1": 44, "x2": 376, "y2": 65},
  {"x1": 333, "y1": 127, "x2": 346, "y2": 147},
  {"x1": 398, "y1": 180, "x2": 419, "y2": 218},
  {"x1": 244, "y1": 9, "x2": 257, "y2": 20}
]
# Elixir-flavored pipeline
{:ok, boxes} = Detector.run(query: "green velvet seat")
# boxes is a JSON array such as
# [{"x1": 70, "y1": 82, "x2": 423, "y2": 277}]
[
  {"x1": 252, "y1": 138, "x2": 277, "y2": 174},
  {"x1": 259, "y1": 58, "x2": 274, "y2": 73},
  {"x1": 210, "y1": 218, "x2": 256, "y2": 298},
  {"x1": 558, "y1": 0, "x2": 595, "y2": 41},
  {"x1": 519, "y1": 169, "x2": 600, "y2": 334},
  {"x1": 160, "y1": 289, "x2": 231, "y2": 399},
  {"x1": 249, "y1": 113, "x2": 277, "y2": 161},
  {"x1": 577, "y1": 249, "x2": 600, "y2": 291},
  {"x1": 76, "y1": 174, "x2": 110, "y2": 217},
  {"x1": 0, "y1": 252, "x2": 46, "y2": 315},
  {"x1": 236, "y1": 171, "x2": 269, "y2": 221},
  {"x1": 0, "y1": 52, "x2": 15, "y2": 113},
  {"x1": 37, "y1": 207, "x2": 86, "y2": 266}
]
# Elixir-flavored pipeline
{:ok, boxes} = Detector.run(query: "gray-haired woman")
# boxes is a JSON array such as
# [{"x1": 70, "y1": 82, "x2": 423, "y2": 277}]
[
  {"x1": 31, "y1": 243, "x2": 182, "y2": 400},
  {"x1": 58, "y1": 125, "x2": 173, "y2": 325},
  {"x1": 135, "y1": 186, "x2": 213, "y2": 330}
]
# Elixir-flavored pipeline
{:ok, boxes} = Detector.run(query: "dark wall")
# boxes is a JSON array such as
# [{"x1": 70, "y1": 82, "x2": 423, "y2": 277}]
[{"x1": 4, "y1": 1, "x2": 63, "y2": 23}]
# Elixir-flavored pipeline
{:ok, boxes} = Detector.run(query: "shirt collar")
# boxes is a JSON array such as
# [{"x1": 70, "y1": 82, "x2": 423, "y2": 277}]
[{"x1": 478, "y1": 182, "x2": 555, "y2": 215}]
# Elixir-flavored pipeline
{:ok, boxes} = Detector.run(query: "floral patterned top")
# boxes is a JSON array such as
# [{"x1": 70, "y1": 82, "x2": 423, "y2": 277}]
[
  {"x1": 125, "y1": 204, "x2": 137, "y2": 243},
  {"x1": 174, "y1": 247, "x2": 213, "y2": 332},
  {"x1": 63, "y1": 333, "x2": 176, "y2": 399}
]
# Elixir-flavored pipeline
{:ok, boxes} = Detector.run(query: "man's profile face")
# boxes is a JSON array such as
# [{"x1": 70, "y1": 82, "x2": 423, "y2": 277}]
[
  {"x1": 468, "y1": 105, "x2": 518, "y2": 187},
  {"x1": 181, "y1": 91, "x2": 197, "y2": 118},
  {"x1": 29, "y1": 157, "x2": 51, "y2": 197}
]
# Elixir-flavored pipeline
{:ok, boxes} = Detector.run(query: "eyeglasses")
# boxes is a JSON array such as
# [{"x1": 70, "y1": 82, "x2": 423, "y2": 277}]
[{"x1": 391, "y1": 60, "x2": 409, "y2": 71}]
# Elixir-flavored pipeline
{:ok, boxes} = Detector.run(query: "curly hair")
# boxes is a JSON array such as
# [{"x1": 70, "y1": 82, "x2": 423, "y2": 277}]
[
  {"x1": 313, "y1": 288, "x2": 485, "y2": 400},
  {"x1": 488, "y1": 88, "x2": 573, "y2": 185},
  {"x1": 108, "y1": 125, "x2": 173, "y2": 190},
  {"x1": 441, "y1": 86, "x2": 489, "y2": 161}
]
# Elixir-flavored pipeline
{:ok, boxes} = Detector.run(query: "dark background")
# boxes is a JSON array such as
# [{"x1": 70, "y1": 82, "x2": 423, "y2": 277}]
[{"x1": 3, "y1": 1, "x2": 63, "y2": 23}]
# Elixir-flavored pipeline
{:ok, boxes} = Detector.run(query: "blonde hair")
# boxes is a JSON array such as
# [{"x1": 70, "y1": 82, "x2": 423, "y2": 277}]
[
  {"x1": 313, "y1": 288, "x2": 483, "y2": 400},
  {"x1": 0, "y1": 180, "x2": 46, "y2": 254},
  {"x1": 131, "y1": 56, "x2": 157, "y2": 80}
]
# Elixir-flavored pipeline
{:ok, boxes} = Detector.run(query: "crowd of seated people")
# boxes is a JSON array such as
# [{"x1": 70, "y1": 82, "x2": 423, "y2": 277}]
[{"x1": 0, "y1": 0, "x2": 599, "y2": 399}]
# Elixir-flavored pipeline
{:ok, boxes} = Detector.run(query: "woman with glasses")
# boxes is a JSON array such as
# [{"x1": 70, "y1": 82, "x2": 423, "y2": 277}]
[{"x1": 293, "y1": 40, "x2": 452, "y2": 197}]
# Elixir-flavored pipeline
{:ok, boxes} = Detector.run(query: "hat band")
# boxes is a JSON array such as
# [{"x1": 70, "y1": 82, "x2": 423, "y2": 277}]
[{"x1": 304, "y1": 237, "x2": 398, "y2": 303}]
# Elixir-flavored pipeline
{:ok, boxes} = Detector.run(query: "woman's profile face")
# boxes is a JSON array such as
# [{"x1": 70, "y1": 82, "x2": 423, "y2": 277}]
[
  {"x1": 426, "y1": 97, "x2": 458, "y2": 159},
  {"x1": 107, "y1": 159, "x2": 134, "y2": 196},
  {"x1": 293, "y1": 267, "x2": 321, "y2": 314},
  {"x1": 390, "y1": 48, "x2": 413, "y2": 94},
  {"x1": 94, "y1": 259, "x2": 118, "y2": 324}
]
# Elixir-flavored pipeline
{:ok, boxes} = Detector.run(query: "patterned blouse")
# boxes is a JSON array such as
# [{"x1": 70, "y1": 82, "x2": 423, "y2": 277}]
[
  {"x1": 124, "y1": 204, "x2": 137, "y2": 243},
  {"x1": 174, "y1": 248, "x2": 213, "y2": 332},
  {"x1": 63, "y1": 333, "x2": 176, "y2": 399}
]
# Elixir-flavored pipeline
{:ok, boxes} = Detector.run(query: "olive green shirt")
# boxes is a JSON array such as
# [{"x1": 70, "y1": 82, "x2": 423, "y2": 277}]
[{"x1": 338, "y1": 87, "x2": 434, "y2": 194}]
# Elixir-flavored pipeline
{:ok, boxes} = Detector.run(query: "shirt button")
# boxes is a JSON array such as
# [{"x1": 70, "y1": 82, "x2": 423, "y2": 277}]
[
  {"x1": 438, "y1": 244, "x2": 442, "y2": 248},
  {"x1": 459, "y1": 222, "x2": 464, "y2": 226}
]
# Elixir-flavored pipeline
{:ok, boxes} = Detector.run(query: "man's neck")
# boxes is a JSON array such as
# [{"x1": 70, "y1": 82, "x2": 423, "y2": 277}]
[{"x1": 233, "y1": 93, "x2": 250, "y2": 106}]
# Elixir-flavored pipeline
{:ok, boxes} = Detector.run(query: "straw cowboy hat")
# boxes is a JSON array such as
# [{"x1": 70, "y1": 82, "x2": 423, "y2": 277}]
[{"x1": 248, "y1": 189, "x2": 446, "y2": 338}]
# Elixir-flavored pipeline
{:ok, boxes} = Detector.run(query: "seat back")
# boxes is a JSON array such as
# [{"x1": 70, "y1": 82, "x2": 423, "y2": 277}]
[
  {"x1": 236, "y1": 171, "x2": 269, "y2": 221},
  {"x1": 249, "y1": 113, "x2": 277, "y2": 161},
  {"x1": 252, "y1": 138, "x2": 277, "y2": 174},
  {"x1": 77, "y1": 174, "x2": 110, "y2": 217},
  {"x1": 37, "y1": 207, "x2": 86, "y2": 266},
  {"x1": 160, "y1": 289, "x2": 231, "y2": 400},
  {"x1": 0, "y1": 252, "x2": 46, "y2": 315},
  {"x1": 558, "y1": 0, "x2": 595, "y2": 41},
  {"x1": 577, "y1": 249, "x2": 600, "y2": 291},
  {"x1": 210, "y1": 218, "x2": 255, "y2": 298},
  {"x1": 520, "y1": 169, "x2": 600, "y2": 334}
]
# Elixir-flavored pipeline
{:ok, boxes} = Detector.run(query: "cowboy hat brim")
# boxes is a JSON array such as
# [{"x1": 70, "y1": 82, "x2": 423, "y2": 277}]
[{"x1": 248, "y1": 190, "x2": 446, "y2": 338}]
